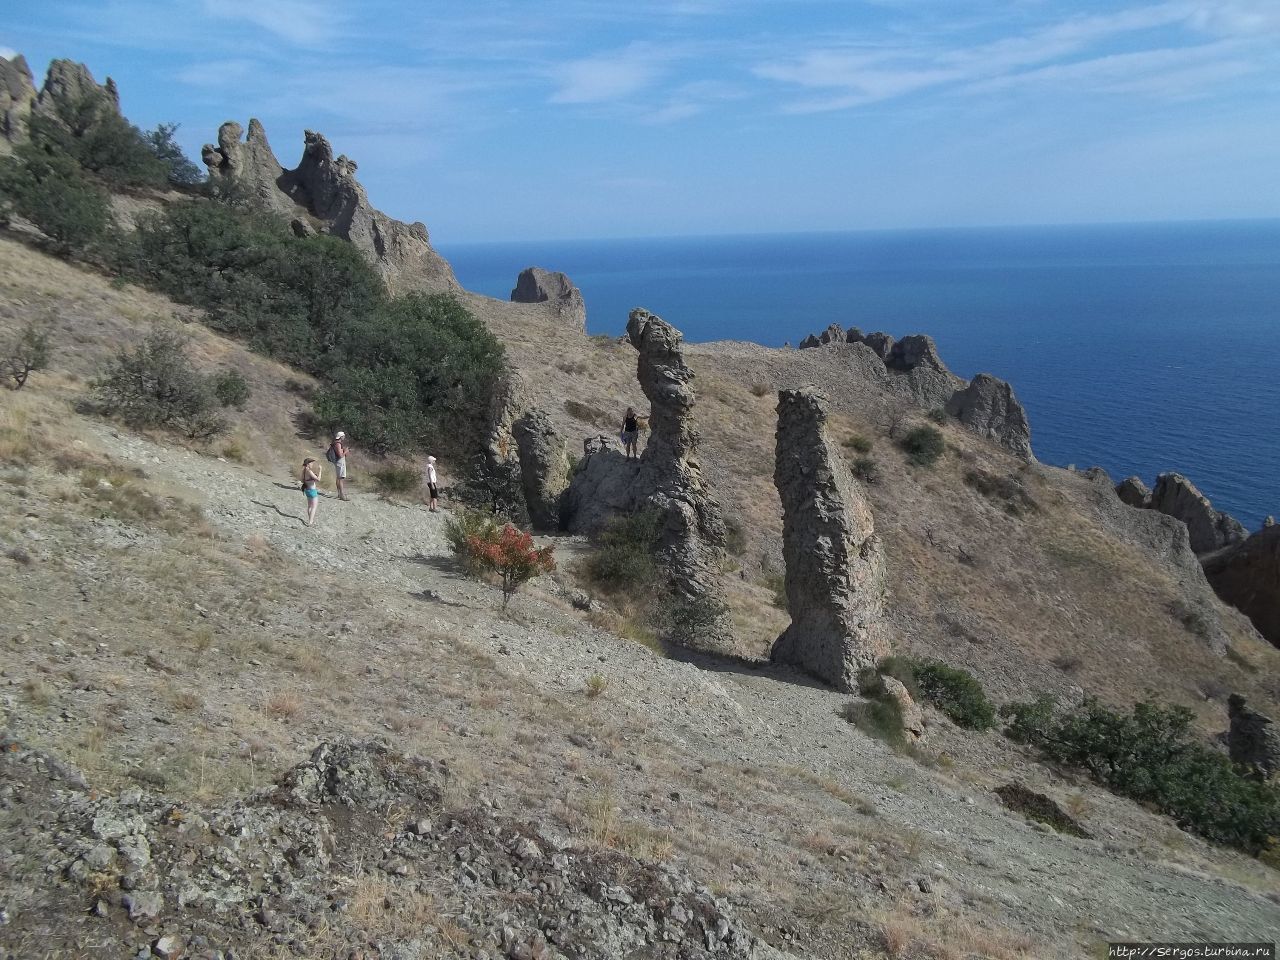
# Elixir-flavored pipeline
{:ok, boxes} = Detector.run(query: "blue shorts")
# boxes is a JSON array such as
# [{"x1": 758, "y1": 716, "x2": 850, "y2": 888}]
[{"x1": 305, "y1": 487, "x2": 319, "y2": 499}]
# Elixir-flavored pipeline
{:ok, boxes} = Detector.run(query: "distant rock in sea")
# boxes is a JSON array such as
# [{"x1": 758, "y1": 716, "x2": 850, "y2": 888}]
[{"x1": 511, "y1": 267, "x2": 586, "y2": 331}]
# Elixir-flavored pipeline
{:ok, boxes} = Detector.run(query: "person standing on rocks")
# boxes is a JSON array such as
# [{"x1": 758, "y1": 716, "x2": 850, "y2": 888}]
[
  {"x1": 621, "y1": 407, "x2": 640, "y2": 460},
  {"x1": 327, "y1": 431, "x2": 350, "y2": 501},
  {"x1": 425, "y1": 455, "x2": 440, "y2": 512},
  {"x1": 300, "y1": 457, "x2": 321, "y2": 526}
]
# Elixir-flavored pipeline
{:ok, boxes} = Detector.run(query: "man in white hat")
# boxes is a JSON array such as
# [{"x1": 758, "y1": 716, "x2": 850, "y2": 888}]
[
  {"x1": 425, "y1": 455, "x2": 439, "y2": 512},
  {"x1": 328, "y1": 431, "x2": 350, "y2": 501}
]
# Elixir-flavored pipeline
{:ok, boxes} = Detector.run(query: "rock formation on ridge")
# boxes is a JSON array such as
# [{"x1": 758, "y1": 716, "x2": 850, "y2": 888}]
[
  {"x1": 561, "y1": 309, "x2": 733, "y2": 654},
  {"x1": 945, "y1": 373, "x2": 1034, "y2": 461},
  {"x1": 1145, "y1": 473, "x2": 1249, "y2": 556},
  {"x1": 511, "y1": 267, "x2": 587, "y2": 331},
  {"x1": 771, "y1": 388, "x2": 891, "y2": 690},
  {"x1": 1202, "y1": 524, "x2": 1280, "y2": 648},
  {"x1": 512, "y1": 408, "x2": 572, "y2": 531},
  {"x1": 1115, "y1": 476, "x2": 1152, "y2": 509},
  {"x1": 1226, "y1": 694, "x2": 1280, "y2": 780},
  {"x1": 0, "y1": 56, "x2": 120, "y2": 151},
  {"x1": 202, "y1": 121, "x2": 459, "y2": 295}
]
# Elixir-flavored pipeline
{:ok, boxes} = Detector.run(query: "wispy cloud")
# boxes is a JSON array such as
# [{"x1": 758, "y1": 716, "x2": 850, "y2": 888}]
[
  {"x1": 754, "y1": 1, "x2": 1280, "y2": 112},
  {"x1": 549, "y1": 44, "x2": 669, "y2": 104},
  {"x1": 199, "y1": 0, "x2": 347, "y2": 48}
]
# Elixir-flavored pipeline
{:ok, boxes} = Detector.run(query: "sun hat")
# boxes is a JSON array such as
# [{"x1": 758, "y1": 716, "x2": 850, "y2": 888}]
[
  {"x1": 335, "y1": 431, "x2": 345, "y2": 439},
  {"x1": 427, "y1": 455, "x2": 436, "y2": 463}
]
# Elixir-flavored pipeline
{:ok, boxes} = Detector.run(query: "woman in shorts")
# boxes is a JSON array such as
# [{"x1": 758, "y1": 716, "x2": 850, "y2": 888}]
[
  {"x1": 301, "y1": 457, "x2": 321, "y2": 526},
  {"x1": 425, "y1": 455, "x2": 440, "y2": 512},
  {"x1": 621, "y1": 407, "x2": 640, "y2": 460}
]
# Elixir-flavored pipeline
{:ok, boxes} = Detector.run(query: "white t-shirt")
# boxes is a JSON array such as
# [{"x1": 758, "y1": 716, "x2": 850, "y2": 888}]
[{"x1": 426, "y1": 463, "x2": 438, "y2": 485}]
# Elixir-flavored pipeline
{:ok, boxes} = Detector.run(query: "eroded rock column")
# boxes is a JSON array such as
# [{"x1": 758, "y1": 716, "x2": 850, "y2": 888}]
[{"x1": 772, "y1": 388, "x2": 891, "y2": 690}]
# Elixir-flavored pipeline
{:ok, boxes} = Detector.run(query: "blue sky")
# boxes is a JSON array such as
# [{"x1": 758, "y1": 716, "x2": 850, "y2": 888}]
[{"x1": 4, "y1": 1, "x2": 1279, "y2": 242}]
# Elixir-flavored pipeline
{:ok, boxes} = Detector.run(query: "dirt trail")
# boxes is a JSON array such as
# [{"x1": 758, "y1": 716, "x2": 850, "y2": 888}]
[{"x1": 71, "y1": 421, "x2": 1280, "y2": 957}]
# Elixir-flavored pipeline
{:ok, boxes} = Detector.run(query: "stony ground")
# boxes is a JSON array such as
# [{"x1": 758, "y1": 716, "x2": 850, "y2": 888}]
[{"x1": 3, "y1": 409, "x2": 1278, "y2": 959}]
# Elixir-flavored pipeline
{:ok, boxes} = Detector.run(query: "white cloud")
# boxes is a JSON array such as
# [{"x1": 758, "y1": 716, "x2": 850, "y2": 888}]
[
  {"x1": 0, "y1": 47, "x2": 17, "y2": 60},
  {"x1": 550, "y1": 46, "x2": 667, "y2": 104},
  {"x1": 200, "y1": 0, "x2": 346, "y2": 48}
]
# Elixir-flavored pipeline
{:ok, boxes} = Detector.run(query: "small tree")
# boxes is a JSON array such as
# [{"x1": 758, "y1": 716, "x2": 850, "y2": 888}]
[
  {"x1": 211, "y1": 369, "x2": 251, "y2": 409},
  {"x1": 0, "y1": 143, "x2": 112, "y2": 254},
  {"x1": 465, "y1": 524, "x2": 555, "y2": 609},
  {"x1": 93, "y1": 329, "x2": 226, "y2": 440},
  {"x1": 899, "y1": 424, "x2": 945, "y2": 467},
  {"x1": 4, "y1": 321, "x2": 53, "y2": 389},
  {"x1": 143, "y1": 122, "x2": 204, "y2": 187}
]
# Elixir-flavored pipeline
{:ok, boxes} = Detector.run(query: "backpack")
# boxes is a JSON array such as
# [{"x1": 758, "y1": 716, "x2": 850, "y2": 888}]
[{"x1": 326, "y1": 443, "x2": 340, "y2": 464}]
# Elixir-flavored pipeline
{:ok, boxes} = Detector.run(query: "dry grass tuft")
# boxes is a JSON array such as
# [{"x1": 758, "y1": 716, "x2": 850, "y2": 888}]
[{"x1": 263, "y1": 690, "x2": 303, "y2": 720}]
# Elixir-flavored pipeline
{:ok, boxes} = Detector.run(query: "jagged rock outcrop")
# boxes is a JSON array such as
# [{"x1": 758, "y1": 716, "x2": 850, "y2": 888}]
[
  {"x1": 512, "y1": 409, "x2": 571, "y2": 531},
  {"x1": 1116, "y1": 476, "x2": 1152, "y2": 509},
  {"x1": 818, "y1": 323, "x2": 846, "y2": 345},
  {"x1": 860, "y1": 331, "x2": 895, "y2": 360},
  {"x1": 945, "y1": 373, "x2": 1034, "y2": 461},
  {"x1": 885, "y1": 334, "x2": 966, "y2": 409},
  {"x1": 1149, "y1": 473, "x2": 1248, "y2": 555},
  {"x1": 771, "y1": 388, "x2": 891, "y2": 690},
  {"x1": 797, "y1": 333, "x2": 822, "y2": 349},
  {"x1": 1202, "y1": 525, "x2": 1280, "y2": 647},
  {"x1": 0, "y1": 56, "x2": 119, "y2": 150},
  {"x1": 0, "y1": 54, "x2": 36, "y2": 147},
  {"x1": 1226, "y1": 695, "x2": 1280, "y2": 780},
  {"x1": 511, "y1": 267, "x2": 587, "y2": 331},
  {"x1": 562, "y1": 309, "x2": 732, "y2": 653},
  {"x1": 1078, "y1": 467, "x2": 1236, "y2": 652},
  {"x1": 203, "y1": 121, "x2": 459, "y2": 294}
]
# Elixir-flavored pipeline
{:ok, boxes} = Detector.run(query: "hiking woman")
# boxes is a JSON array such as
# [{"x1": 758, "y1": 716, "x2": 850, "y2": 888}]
[
  {"x1": 425, "y1": 455, "x2": 440, "y2": 512},
  {"x1": 301, "y1": 457, "x2": 322, "y2": 526},
  {"x1": 621, "y1": 407, "x2": 640, "y2": 460}
]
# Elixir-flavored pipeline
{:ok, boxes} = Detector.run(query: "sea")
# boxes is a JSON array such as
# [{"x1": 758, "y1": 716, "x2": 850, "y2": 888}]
[{"x1": 440, "y1": 220, "x2": 1280, "y2": 530}]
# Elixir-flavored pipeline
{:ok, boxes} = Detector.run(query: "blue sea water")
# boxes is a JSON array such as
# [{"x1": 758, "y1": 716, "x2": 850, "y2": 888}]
[{"x1": 440, "y1": 221, "x2": 1280, "y2": 529}]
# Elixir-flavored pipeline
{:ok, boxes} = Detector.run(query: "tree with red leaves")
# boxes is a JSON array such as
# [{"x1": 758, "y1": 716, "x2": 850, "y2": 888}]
[{"x1": 465, "y1": 524, "x2": 556, "y2": 609}]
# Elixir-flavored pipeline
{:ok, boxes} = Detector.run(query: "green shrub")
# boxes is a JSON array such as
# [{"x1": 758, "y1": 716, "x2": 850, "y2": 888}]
[
  {"x1": 658, "y1": 594, "x2": 727, "y2": 648},
  {"x1": 964, "y1": 468, "x2": 1038, "y2": 516},
  {"x1": 723, "y1": 515, "x2": 747, "y2": 556},
  {"x1": 927, "y1": 408, "x2": 948, "y2": 424},
  {"x1": 840, "y1": 698, "x2": 906, "y2": 748},
  {"x1": 372, "y1": 464, "x2": 421, "y2": 496},
  {"x1": 851, "y1": 456, "x2": 880, "y2": 484},
  {"x1": 4, "y1": 321, "x2": 53, "y2": 390},
  {"x1": 843, "y1": 434, "x2": 873, "y2": 453},
  {"x1": 763, "y1": 571, "x2": 787, "y2": 609},
  {"x1": 211, "y1": 370, "x2": 250, "y2": 409},
  {"x1": 0, "y1": 143, "x2": 111, "y2": 253},
  {"x1": 912, "y1": 659, "x2": 996, "y2": 729},
  {"x1": 443, "y1": 508, "x2": 500, "y2": 574},
  {"x1": 583, "y1": 509, "x2": 662, "y2": 593},
  {"x1": 899, "y1": 425, "x2": 945, "y2": 467},
  {"x1": 92, "y1": 329, "x2": 225, "y2": 440},
  {"x1": 1001, "y1": 695, "x2": 1280, "y2": 855}
]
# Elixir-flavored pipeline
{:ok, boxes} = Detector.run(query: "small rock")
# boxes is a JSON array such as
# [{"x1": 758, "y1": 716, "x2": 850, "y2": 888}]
[
  {"x1": 123, "y1": 891, "x2": 163, "y2": 922},
  {"x1": 153, "y1": 934, "x2": 184, "y2": 959}
]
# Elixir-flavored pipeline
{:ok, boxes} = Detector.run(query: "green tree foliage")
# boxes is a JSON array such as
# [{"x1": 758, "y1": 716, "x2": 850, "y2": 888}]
[
  {"x1": 211, "y1": 369, "x2": 251, "y2": 409},
  {"x1": 583, "y1": 509, "x2": 663, "y2": 592},
  {"x1": 28, "y1": 92, "x2": 169, "y2": 189},
  {"x1": 4, "y1": 320, "x2": 53, "y2": 389},
  {"x1": 1002, "y1": 695, "x2": 1280, "y2": 855},
  {"x1": 142, "y1": 122, "x2": 203, "y2": 187},
  {"x1": 124, "y1": 197, "x2": 505, "y2": 458},
  {"x1": 0, "y1": 142, "x2": 111, "y2": 253},
  {"x1": 93, "y1": 329, "x2": 226, "y2": 440},
  {"x1": 911, "y1": 659, "x2": 996, "y2": 730}
]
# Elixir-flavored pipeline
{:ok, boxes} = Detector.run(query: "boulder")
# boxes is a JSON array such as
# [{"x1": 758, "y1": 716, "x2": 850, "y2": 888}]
[
  {"x1": 944, "y1": 373, "x2": 1034, "y2": 461},
  {"x1": 1149, "y1": 473, "x2": 1248, "y2": 555},
  {"x1": 1202, "y1": 525, "x2": 1280, "y2": 647},
  {"x1": 1226, "y1": 694, "x2": 1280, "y2": 780},
  {"x1": 511, "y1": 409, "x2": 571, "y2": 531},
  {"x1": 846, "y1": 326, "x2": 865, "y2": 344},
  {"x1": 562, "y1": 309, "x2": 732, "y2": 653},
  {"x1": 203, "y1": 121, "x2": 459, "y2": 294},
  {"x1": 1115, "y1": 476, "x2": 1152, "y2": 509},
  {"x1": 511, "y1": 267, "x2": 586, "y2": 330},
  {"x1": 771, "y1": 388, "x2": 891, "y2": 690},
  {"x1": 882, "y1": 676, "x2": 924, "y2": 740},
  {"x1": 797, "y1": 334, "x2": 822, "y2": 349}
]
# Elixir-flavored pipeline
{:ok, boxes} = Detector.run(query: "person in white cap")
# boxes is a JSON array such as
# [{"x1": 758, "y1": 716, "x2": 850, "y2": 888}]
[
  {"x1": 326, "y1": 431, "x2": 350, "y2": 501},
  {"x1": 424, "y1": 455, "x2": 440, "y2": 512}
]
